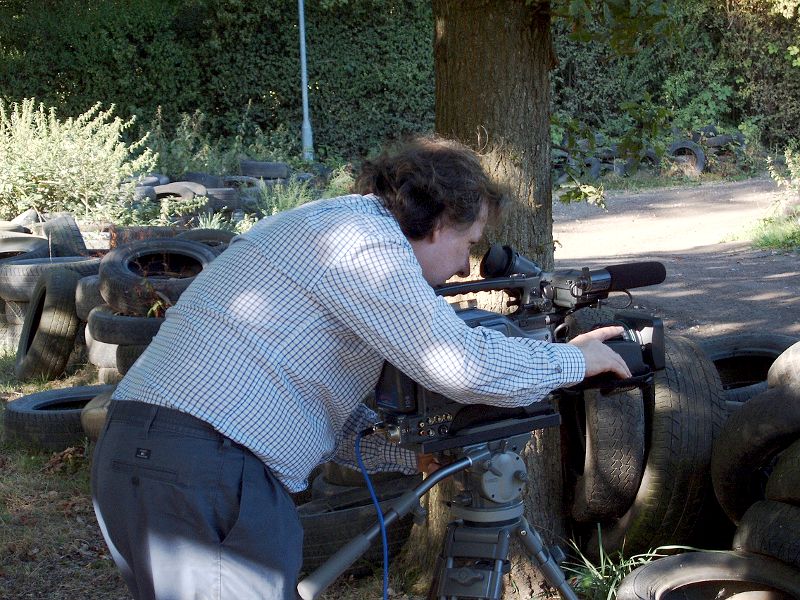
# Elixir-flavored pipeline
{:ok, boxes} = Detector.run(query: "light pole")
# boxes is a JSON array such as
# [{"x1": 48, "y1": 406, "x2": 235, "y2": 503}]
[{"x1": 298, "y1": 0, "x2": 314, "y2": 161}]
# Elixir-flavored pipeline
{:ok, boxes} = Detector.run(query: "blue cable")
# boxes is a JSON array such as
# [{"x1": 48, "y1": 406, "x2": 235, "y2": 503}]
[{"x1": 355, "y1": 429, "x2": 389, "y2": 600}]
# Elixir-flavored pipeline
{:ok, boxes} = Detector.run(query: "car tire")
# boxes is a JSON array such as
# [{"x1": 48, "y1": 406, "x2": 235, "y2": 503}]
[
  {"x1": 115, "y1": 343, "x2": 149, "y2": 375},
  {"x1": 297, "y1": 477, "x2": 418, "y2": 576},
  {"x1": 87, "y1": 305, "x2": 164, "y2": 346},
  {"x1": 767, "y1": 340, "x2": 800, "y2": 389},
  {"x1": 98, "y1": 239, "x2": 216, "y2": 315},
  {"x1": 0, "y1": 256, "x2": 101, "y2": 302},
  {"x1": 585, "y1": 335, "x2": 726, "y2": 559},
  {"x1": 41, "y1": 214, "x2": 87, "y2": 257},
  {"x1": 563, "y1": 307, "x2": 647, "y2": 523},
  {"x1": 85, "y1": 325, "x2": 119, "y2": 370},
  {"x1": 615, "y1": 550, "x2": 800, "y2": 599},
  {"x1": 3, "y1": 384, "x2": 116, "y2": 451},
  {"x1": 668, "y1": 140, "x2": 706, "y2": 175},
  {"x1": 14, "y1": 268, "x2": 82, "y2": 381},
  {"x1": 699, "y1": 333, "x2": 798, "y2": 407},
  {"x1": 711, "y1": 385, "x2": 800, "y2": 524},
  {"x1": 176, "y1": 228, "x2": 236, "y2": 255},
  {"x1": 239, "y1": 160, "x2": 290, "y2": 180},
  {"x1": 733, "y1": 500, "x2": 800, "y2": 568},
  {"x1": 75, "y1": 274, "x2": 104, "y2": 322},
  {"x1": 0, "y1": 235, "x2": 50, "y2": 262},
  {"x1": 569, "y1": 388, "x2": 645, "y2": 523},
  {"x1": 765, "y1": 438, "x2": 800, "y2": 505}
]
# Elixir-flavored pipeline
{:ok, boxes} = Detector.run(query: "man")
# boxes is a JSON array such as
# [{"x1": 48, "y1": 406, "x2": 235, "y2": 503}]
[{"x1": 91, "y1": 136, "x2": 630, "y2": 600}]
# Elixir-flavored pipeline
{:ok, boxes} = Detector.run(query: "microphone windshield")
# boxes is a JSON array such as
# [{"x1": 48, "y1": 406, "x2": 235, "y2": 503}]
[{"x1": 603, "y1": 262, "x2": 666, "y2": 291}]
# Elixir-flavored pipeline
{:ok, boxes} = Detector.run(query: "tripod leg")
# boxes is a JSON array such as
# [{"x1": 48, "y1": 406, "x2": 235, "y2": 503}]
[{"x1": 514, "y1": 517, "x2": 579, "y2": 600}]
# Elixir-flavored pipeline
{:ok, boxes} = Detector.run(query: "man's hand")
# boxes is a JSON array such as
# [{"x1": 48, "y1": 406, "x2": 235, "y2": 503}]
[
  {"x1": 417, "y1": 453, "x2": 444, "y2": 476},
  {"x1": 568, "y1": 325, "x2": 632, "y2": 379}
]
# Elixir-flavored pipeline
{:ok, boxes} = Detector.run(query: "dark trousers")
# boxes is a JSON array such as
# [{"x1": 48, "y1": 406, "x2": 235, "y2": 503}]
[{"x1": 91, "y1": 401, "x2": 303, "y2": 600}]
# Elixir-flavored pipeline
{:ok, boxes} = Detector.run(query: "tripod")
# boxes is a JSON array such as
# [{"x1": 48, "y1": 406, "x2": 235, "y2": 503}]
[
  {"x1": 425, "y1": 433, "x2": 577, "y2": 600},
  {"x1": 297, "y1": 431, "x2": 578, "y2": 600}
]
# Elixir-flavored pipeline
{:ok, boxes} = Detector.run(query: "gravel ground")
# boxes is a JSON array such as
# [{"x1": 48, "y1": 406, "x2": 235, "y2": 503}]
[{"x1": 553, "y1": 178, "x2": 800, "y2": 339}]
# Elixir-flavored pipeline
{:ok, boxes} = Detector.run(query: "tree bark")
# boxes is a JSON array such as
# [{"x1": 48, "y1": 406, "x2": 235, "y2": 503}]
[
  {"x1": 398, "y1": 2, "x2": 566, "y2": 598},
  {"x1": 434, "y1": 0, "x2": 555, "y2": 269}
]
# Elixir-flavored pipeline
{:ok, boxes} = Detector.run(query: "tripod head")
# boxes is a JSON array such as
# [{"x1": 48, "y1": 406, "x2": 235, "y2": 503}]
[{"x1": 443, "y1": 433, "x2": 533, "y2": 524}]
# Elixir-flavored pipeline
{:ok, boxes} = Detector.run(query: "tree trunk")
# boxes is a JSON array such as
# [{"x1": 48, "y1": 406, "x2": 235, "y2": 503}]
[
  {"x1": 399, "y1": 2, "x2": 566, "y2": 598},
  {"x1": 434, "y1": 0, "x2": 555, "y2": 269}
]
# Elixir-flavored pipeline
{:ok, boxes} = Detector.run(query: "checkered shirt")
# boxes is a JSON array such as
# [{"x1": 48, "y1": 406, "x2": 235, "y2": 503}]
[{"x1": 113, "y1": 194, "x2": 586, "y2": 492}]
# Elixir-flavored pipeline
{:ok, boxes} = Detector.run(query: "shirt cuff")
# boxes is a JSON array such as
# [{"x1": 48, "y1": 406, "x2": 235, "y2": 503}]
[{"x1": 550, "y1": 342, "x2": 586, "y2": 387}]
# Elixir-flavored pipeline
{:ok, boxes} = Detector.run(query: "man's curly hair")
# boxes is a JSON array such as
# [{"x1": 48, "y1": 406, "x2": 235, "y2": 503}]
[{"x1": 354, "y1": 136, "x2": 507, "y2": 240}]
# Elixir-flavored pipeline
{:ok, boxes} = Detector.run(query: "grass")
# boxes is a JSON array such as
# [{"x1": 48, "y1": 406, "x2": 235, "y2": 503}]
[
  {"x1": 750, "y1": 216, "x2": 800, "y2": 250},
  {"x1": 562, "y1": 534, "x2": 710, "y2": 600},
  {"x1": 600, "y1": 166, "x2": 759, "y2": 195},
  {"x1": 0, "y1": 349, "x2": 129, "y2": 599}
]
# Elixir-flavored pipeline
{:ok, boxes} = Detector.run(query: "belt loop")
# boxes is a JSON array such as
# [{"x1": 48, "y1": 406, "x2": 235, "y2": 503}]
[{"x1": 144, "y1": 405, "x2": 158, "y2": 438}]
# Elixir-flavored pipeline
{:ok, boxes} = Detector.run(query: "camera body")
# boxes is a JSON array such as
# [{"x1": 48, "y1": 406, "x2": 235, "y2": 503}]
[{"x1": 373, "y1": 245, "x2": 666, "y2": 453}]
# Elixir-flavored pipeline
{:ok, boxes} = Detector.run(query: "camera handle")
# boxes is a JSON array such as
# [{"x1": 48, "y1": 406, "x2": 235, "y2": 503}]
[{"x1": 297, "y1": 437, "x2": 579, "y2": 600}]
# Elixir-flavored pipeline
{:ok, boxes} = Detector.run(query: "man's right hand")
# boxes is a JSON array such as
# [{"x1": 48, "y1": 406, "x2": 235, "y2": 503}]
[{"x1": 568, "y1": 326, "x2": 632, "y2": 379}]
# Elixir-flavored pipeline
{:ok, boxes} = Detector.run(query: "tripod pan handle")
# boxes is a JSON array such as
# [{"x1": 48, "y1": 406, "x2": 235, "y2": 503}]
[{"x1": 297, "y1": 533, "x2": 373, "y2": 600}]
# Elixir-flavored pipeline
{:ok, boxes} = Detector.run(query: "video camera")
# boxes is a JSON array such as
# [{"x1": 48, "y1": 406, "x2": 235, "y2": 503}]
[{"x1": 374, "y1": 244, "x2": 666, "y2": 453}]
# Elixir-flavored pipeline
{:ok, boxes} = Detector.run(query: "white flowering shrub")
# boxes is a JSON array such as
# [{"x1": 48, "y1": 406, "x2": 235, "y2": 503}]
[{"x1": 0, "y1": 99, "x2": 157, "y2": 219}]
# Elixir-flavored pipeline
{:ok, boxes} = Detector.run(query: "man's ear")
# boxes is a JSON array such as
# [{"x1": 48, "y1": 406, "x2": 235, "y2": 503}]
[{"x1": 428, "y1": 221, "x2": 444, "y2": 243}]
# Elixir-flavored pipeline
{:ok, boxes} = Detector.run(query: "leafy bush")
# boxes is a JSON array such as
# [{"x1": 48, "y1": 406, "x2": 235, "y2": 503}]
[{"x1": 0, "y1": 99, "x2": 156, "y2": 219}]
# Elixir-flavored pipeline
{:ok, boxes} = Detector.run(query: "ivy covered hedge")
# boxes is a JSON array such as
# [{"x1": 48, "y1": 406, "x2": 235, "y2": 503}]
[
  {"x1": 0, "y1": 0, "x2": 799, "y2": 162},
  {"x1": 0, "y1": 0, "x2": 434, "y2": 161}
]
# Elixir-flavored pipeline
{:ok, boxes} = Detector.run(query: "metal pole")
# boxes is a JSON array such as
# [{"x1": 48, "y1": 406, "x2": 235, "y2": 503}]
[{"x1": 298, "y1": 0, "x2": 314, "y2": 161}]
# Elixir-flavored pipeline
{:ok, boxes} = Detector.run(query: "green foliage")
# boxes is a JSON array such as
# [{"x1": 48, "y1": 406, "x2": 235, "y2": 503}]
[
  {"x1": 94, "y1": 194, "x2": 207, "y2": 228},
  {"x1": 0, "y1": 99, "x2": 156, "y2": 220},
  {"x1": 557, "y1": 179, "x2": 607, "y2": 207},
  {"x1": 320, "y1": 165, "x2": 356, "y2": 199},
  {"x1": 196, "y1": 211, "x2": 237, "y2": 232},
  {"x1": 616, "y1": 93, "x2": 671, "y2": 163},
  {"x1": 551, "y1": 0, "x2": 800, "y2": 152},
  {"x1": 552, "y1": 0, "x2": 673, "y2": 54},
  {"x1": 768, "y1": 145, "x2": 800, "y2": 196},
  {"x1": 750, "y1": 215, "x2": 800, "y2": 249},
  {"x1": 144, "y1": 106, "x2": 302, "y2": 178},
  {"x1": 750, "y1": 146, "x2": 800, "y2": 250}
]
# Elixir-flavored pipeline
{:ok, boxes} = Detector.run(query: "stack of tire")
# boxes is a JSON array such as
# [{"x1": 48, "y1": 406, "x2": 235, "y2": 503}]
[
  {"x1": 562, "y1": 307, "x2": 730, "y2": 561},
  {"x1": 81, "y1": 233, "x2": 231, "y2": 385},
  {"x1": 613, "y1": 339, "x2": 800, "y2": 599},
  {"x1": 0, "y1": 213, "x2": 104, "y2": 378},
  {"x1": 2, "y1": 219, "x2": 233, "y2": 448}
]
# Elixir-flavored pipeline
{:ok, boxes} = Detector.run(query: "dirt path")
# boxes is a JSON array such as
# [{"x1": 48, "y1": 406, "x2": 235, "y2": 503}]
[{"x1": 552, "y1": 178, "x2": 800, "y2": 339}]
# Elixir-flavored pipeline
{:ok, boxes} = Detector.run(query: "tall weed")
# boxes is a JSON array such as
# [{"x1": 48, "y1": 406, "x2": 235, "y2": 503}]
[
  {"x1": 144, "y1": 105, "x2": 303, "y2": 179},
  {"x1": 253, "y1": 177, "x2": 316, "y2": 217},
  {"x1": 563, "y1": 536, "x2": 706, "y2": 600}
]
